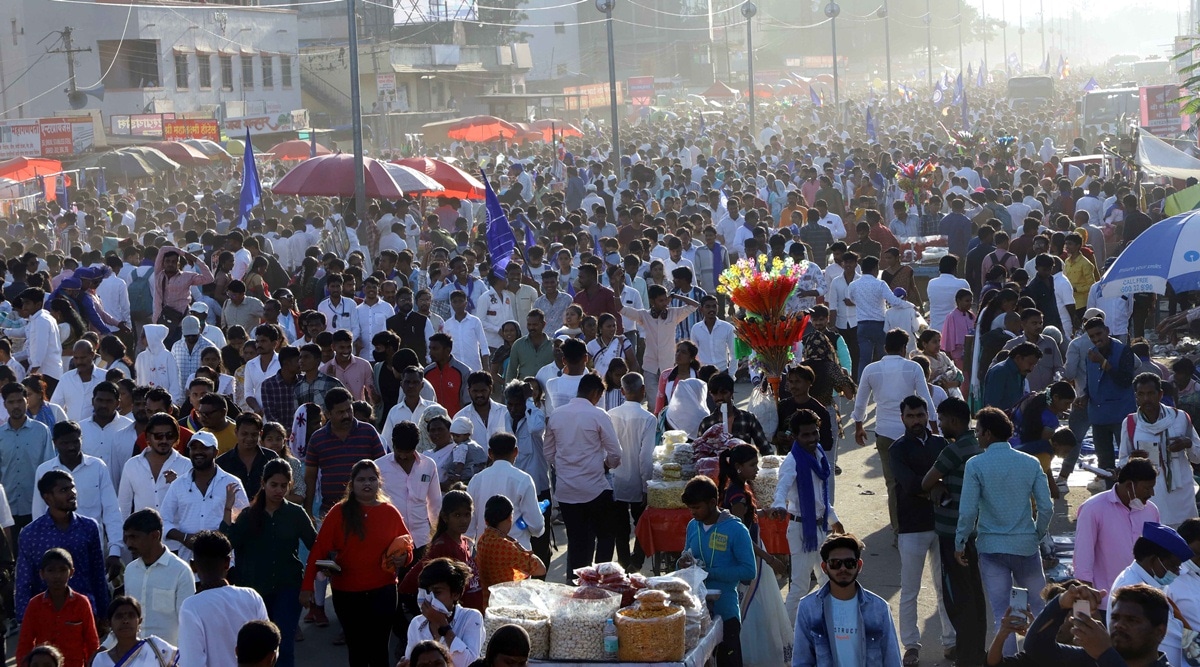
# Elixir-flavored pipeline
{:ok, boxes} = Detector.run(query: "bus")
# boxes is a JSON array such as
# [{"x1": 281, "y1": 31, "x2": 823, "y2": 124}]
[
  {"x1": 1007, "y1": 75, "x2": 1055, "y2": 107},
  {"x1": 1079, "y1": 87, "x2": 1140, "y2": 144}
]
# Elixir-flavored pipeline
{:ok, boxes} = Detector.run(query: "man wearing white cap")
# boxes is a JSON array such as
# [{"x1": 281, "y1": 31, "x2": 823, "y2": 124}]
[
  {"x1": 188, "y1": 302, "x2": 226, "y2": 348},
  {"x1": 172, "y1": 316, "x2": 217, "y2": 396},
  {"x1": 159, "y1": 430, "x2": 249, "y2": 561}
]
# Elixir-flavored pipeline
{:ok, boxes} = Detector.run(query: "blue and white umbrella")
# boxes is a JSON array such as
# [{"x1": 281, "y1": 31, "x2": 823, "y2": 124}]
[{"x1": 1099, "y1": 210, "x2": 1200, "y2": 297}]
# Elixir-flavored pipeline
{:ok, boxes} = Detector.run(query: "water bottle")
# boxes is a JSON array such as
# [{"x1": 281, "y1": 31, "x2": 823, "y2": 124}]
[
  {"x1": 603, "y1": 618, "x2": 618, "y2": 657},
  {"x1": 516, "y1": 499, "x2": 553, "y2": 531}
]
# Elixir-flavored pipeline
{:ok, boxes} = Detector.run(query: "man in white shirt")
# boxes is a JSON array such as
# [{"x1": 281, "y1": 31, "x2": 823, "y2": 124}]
[
  {"x1": 119, "y1": 412, "x2": 193, "y2": 549},
  {"x1": 477, "y1": 273, "x2": 516, "y2": 352},
  {"x1": 690, "y1": 296, "x2": 736, "y2": 376},
  {"x1": 56, "y1": 340, "x2": 104, "y2": 422},
  {"x1": 178, "y1": 531, "x2": 269, "y2": 667},
  {"x1": 851, "y1": 329, "x2": 934, "y2": 534},
  {"x1": 381, "y1": 367, "x2": 439, "y2": 451},
  {"x1": 607, "y1": 373, "x2": 657, "y2": 571},
  {"x1": 466, "y1": 431, "x2": 544, "y2": 549},
  {"x1": 769, "y1": 408, "x2": 843, "y2": 622},
  {"x1": 79, "y1": 381, "x2": 136, "y2": 489},
  {"x1": 96, "y1": 259, "x2": 132, "y2": 329},
  {"x1": 242, "y1": 325, "x2": 282, "y2": 415},
  {"x1": 356, "y1": 277, "x2": 394, "y2": 346},
  {"x1": 440, "y1": 290, "x2": 490, "y2": 372},
  {"x1": 846, "y1": 255, "x2": 908, "y2": 372},
  {"x1": 926, "y1": 256, "x2": 972, "y2": 333},
  {"x1": 455, "y1": 372, "x2": 507, "y2": 442},
  {"x1": 543, "y1": 373, "x2": 622, "y2": 580},
  {"x1": 317, "y1": 273, "x2": 360, "y2": 345},
  {"x1": 34, "y1": 420, "x2": 124, "y2": 562},
  {"x1": 815, "y1": 199, "x2": 847, "y2": 241},
  {"x1": 160, "y1": 431, "x2": 250, "y2": 561},
  {"x1": 122, "y1": 508, "x2": 195, "y2": 645},
  {"x1": 376, "y1": 421, "x2": 441, "y2": 551}
]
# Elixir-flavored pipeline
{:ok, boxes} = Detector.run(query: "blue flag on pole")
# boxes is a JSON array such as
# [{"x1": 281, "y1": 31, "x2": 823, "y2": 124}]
[
  {"x1": 238, "y1": 128, "x2": 261, "y2": 230},
  {"x1": 866, "y1": 107, "x2": 877, "y2": 143},
  {"x1": 809, "y1": 86, "x2": 822, "y2": 107},
  {"x1": 952, "y1": 73, "x2": 964, "y2": 105},
  {"x1": 976, "y1": 62, "x2": 985, "y2": 87},
  {"x1": 481, "y1": 169, "x2": 516, "y2": 279},
  {"x1": 1082, "y1": 76, "x2": 1100, "y2": 92}
]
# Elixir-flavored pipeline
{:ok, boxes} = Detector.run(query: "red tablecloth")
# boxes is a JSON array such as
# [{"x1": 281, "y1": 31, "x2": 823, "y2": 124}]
[{"x1": 635, "y1": 507, "x2": 789, "y2": 556}]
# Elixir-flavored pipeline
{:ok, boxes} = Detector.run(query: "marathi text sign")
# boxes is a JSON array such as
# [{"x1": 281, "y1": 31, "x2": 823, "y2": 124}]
[
  {"x1": 0, "y1": 117, "x2": 94, "y2": 159},
  {"x1": 1140, "y1": 85, "x2": 1183, "y2": 137},
  {"x1": 628, "y1": 76, "x2": 654, "y2": 107},
  {"x1": 162, "y1": 119, "x2": 220, "y2": 142},
  {"x1": 563, "y1": 83, "x2": 624, "y2": 111},
  {"x1": 223, "y1": 109, "x2": 310, "y2": 137}
]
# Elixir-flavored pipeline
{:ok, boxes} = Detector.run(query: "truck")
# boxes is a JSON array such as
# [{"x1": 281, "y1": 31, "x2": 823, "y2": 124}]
[
  {"x1": 1007, "y1": 75, "x2": 1055, "y2": 107},
  {"x1": 1078, "y1": 87, "x2": 1140, "y2": 144}
]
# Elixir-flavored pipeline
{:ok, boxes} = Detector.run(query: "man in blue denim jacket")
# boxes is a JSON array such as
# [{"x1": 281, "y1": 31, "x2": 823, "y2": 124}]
[{"x1": 792, "y1": 533, "x2": 902, "y2": 667}]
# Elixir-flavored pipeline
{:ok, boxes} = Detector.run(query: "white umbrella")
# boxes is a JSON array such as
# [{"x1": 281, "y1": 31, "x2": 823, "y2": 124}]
[{"x1": 382, "y1": 162, "x2": 446, "y2": 195}]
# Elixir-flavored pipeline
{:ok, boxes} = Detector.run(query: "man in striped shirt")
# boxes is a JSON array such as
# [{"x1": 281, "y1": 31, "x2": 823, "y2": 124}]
[{"x1": 302, "y1": 387, "x2": 386, "y2": 518}]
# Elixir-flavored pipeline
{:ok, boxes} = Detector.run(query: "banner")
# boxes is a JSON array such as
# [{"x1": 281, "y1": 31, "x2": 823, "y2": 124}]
[
  {"x1": 564, "y1": 83, "x2": 624, "y2": 111},
  {"x1": 129, "y1": 114, "x2": 165, "y2": 137},
  {"x1": 1140, "y1": 84, "x2": 1183, "y2": 138},
  {"x1": 377, "y1": 73, "x2": 396, "y2": 94},
  {"x1": 222, "y1": 109, "x2": 309, "y2": 137},
  {"x1": 163, "y1": 119, "x2": 221, "y2": 142},
  {"x1": 0, "y1": 117, "x2": 94, "y2": 159},
  {"x1": 628, "y1": 76, "x2": 655, "y2": 107}
]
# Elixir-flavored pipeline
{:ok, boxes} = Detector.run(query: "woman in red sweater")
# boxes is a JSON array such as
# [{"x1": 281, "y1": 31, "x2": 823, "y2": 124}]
[{"x1": 302, "y1": 459, "x2": 412, "y2": 667}]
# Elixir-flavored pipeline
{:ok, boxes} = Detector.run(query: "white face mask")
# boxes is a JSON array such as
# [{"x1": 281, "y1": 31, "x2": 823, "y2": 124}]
[
  {"x1": 417, "y1": 588, "x2": 453, "y2": 615},
  {"x1": 1129, "y1": 498, "x2": 1147, "y2": 512}
]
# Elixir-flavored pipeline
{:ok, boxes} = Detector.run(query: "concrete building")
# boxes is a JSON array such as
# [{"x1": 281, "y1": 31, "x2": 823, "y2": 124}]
[{"x1": 0, "y1": 0, "x2": 301, "y2": 122}]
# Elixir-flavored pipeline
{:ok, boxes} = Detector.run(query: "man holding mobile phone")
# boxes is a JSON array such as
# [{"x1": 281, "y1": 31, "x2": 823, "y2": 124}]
[{"x1": 1023, "y1": 583, "x2": 1173, "y2": 667}]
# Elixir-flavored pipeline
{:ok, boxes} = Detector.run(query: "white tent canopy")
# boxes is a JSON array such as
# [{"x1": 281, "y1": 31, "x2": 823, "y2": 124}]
[{"x1": 1136, "y1": 129, "x2": 1200, "y2": 180}]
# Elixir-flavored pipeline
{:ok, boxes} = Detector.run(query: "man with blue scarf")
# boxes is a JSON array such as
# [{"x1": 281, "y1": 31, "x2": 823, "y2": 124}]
[{"x1": 770, "y1": 408, "x2": 844, "y2": 624}]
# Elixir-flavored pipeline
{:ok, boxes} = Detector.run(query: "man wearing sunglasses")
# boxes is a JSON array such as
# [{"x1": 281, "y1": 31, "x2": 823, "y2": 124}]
[{"x1": 792, "y1": 533, "x2": 902, "y2": 666}]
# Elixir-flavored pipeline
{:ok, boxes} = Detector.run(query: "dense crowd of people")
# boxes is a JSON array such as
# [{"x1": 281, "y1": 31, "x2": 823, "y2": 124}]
[{"x1": 0, "y1": 78, "x2": 1196, "y2": 667}]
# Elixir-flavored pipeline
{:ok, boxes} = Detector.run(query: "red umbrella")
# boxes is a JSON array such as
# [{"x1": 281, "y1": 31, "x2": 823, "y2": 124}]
[
  {"x1": 446, "y1": 115, "x2": 522, "y2": 143},
  {"x1": 531, "y1": 119, "x2": 583, "y2": 142},
  {"x1": 266, "y1": 139, "x2": 332, "y2": 161},
  {"x1": 391, "y1": 157, "x2": 485, "y2": 200},
  {"x1": 270, "y1": 154, "x2": 404, "y2": 199},
  {"x1": 147, "y1": 141, "x2": 211, "y2": 166}
]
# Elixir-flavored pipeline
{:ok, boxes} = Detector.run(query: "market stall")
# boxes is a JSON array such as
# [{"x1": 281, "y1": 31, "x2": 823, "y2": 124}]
[
  {"x1": 635, "y1": 509, "x2": 789, "y2": 574},
  {"x1": 483, "y1": 566, "x2": 721, "y2": 667}
]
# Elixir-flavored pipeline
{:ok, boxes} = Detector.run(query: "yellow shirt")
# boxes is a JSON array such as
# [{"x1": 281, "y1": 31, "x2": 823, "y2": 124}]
[{"x1": 1063, "y1": 254, "x2": 1097, "y2": 309}]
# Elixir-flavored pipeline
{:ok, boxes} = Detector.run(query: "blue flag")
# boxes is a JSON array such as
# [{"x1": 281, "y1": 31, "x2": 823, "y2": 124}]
[
  {"x1": 967, "y1": 62, "x2": 973, "y2": 80},
  {"x1": 1082, "y1": 77, "x2": 1099, "y2": 92},
  {"x1": 1057, "y1": 55, "x2": 1067, "y2": 79},
  {"x1": 96, "y1": 168, "x2": 106, "y2": 196},
  {"x1": 238, "y1": 129, "x2": 262, "y2": 230},
  {"x1": 942, "y1": 71, "x2": 950, "y2": 88},
  {"x1": 865, "y1": 107, "x2": 877, "y2": 143},
  {"x1": 976, "y1": 62, "x2": 985, "y2": 88},
  {"x1": 481, "y1": 169, "x2": 516, "y2": 279},
  {"x1": 809, "y1": 86, "x2": 822, "y2": 107},
  {"x1": 952, "y1": 73, "x2": 964, "y2": 105}
]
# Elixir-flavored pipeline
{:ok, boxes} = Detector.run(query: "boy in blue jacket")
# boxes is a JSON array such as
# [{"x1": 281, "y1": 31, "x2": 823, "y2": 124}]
[{"x1": 681, "y1": 476, "x2": 757, "y2": 667}]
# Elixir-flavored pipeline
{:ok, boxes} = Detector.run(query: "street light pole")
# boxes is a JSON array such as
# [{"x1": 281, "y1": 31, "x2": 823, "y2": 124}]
[
  {"x1": 957, "y1": 0, "x2": 964, "y2": 75},
  {"x1": 880, "y1": 1, "x2": 892, "y2": 104},
  {"x1": 743, "y1": 2, "x2": 757, "y2": 131},
  {"x1": 346, "y1": 0, "x2": 366, "y2": 223},
  {"x1": 924, "y1": 0, "x2": 933, "y2": 91},
  {"x1": 981, "y1": 0, "x2": 987, "y2": 76},
  {"x1": 1001, "y1": 1, "x2": 1008, "y2": 76},
  {"x1": 1039, "y1": 0, "x2": 1045, "y2": 62},
  {"x1": 597, "y1": 0, "x2": 622, "y2": 184},
  {"x1": 826, "y1": 2, "x2": 841, "y2": 107}
]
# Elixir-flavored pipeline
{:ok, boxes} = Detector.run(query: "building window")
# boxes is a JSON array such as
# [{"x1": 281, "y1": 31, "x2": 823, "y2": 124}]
[
  {"x1": 554, "y1": 21, "x2": 565, "y2": 33},
  {"x1": 220, "y1": 55, "x2": 233, "y2": 91},
  {"x1": 281, "y1": 55, "x2": 292, "y2": 88},
  {"x1": 241, "y1": 55, "x2": 254, "y2": 89},
  {"x1": 174, "y1": 52, "x2": 188, "y2": 89},
  {"x1": 262, "y1": 55, "x2": 274, "y2": 88},
  {"x1": 198, "y1": 55, "x2": 212, "y2": 89},
  {"x1": 98, "y1": 39, "x2": 160, "y2": 89}
]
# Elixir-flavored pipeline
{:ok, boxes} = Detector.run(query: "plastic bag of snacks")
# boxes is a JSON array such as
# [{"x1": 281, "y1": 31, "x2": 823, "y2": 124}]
[
  {"x1": 646, "y1": 479, "x2": 688, "y2": 509},
  {"x1": 695, "y1": 456, "x2": 720, "y2": 483},
  {"x1": 751, "y1": 467, "x2": 780, "y2": 506},
  {"x1": 615, "y1": 592, "x2": 686, "y2": 662},
  {"x1": 483, "y1": 605, "x2": 550, "y2": 659},
  {"x1": 546, "y1": 587, "x2": 622, "y2": 660},
  {"x1": 760, "y1": 454, "x2": 784, "y2": 469},
  {"x1": 672, "y1": 443, "x2": 695, "y2": 466},
  {"x1": 660, "y1": 462, "x2": 682, "y2": 481}
]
